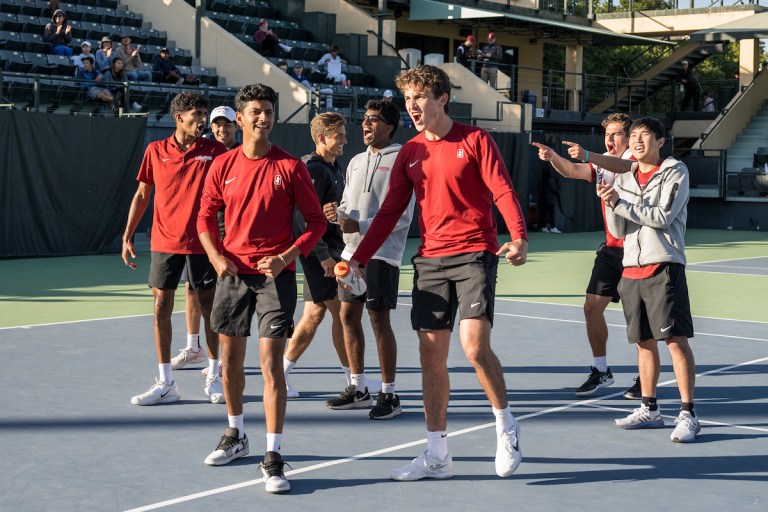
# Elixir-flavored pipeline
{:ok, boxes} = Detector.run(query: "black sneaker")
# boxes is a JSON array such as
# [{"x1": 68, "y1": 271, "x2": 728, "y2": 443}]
[
  {"x1": 574, "y1": 366, "x2": 615, "y2": 396},
  {"x1": 325, "y1": 385, "x2": 372, "y2": 410},
  {"x1": 623, "y1": 376, "x2": 642, "y2": 400},
  {"x1": 260, "y1": 451, "x2": 290, "y2": 494},
  {"x1": 369, "y1": 392, "x2": 402, "y2": 420}
]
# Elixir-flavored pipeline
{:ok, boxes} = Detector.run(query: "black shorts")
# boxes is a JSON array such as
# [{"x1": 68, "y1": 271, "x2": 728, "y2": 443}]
[
  {"x1": 618, "y1": 263, "x2": 694, "y2": 343},
  {"x1": 411, "y1": 251, "x2": 497, "y2": 331},
  {"x1": 210, "y1": 271, "x2": 297, "y2": 338},
  {"x1": 586, "y1": 244, "x2": 624, "y2": 302},
  {"x1": 338, "y1": 259, "x2": 400, "y2": 310},
  {"x1": 300, "y1": 253, "x2": 339, "y2": 304},
  {"x1": 148, "y1": 252, "x2": 216, "y2": 291}
]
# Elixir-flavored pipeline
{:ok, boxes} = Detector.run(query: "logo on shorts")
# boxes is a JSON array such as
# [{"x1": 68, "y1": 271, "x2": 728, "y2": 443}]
[
  {"x1": 660, "y1": 325, "x2": 672, "y2": 333},
  {"x1": 270, "y1": 323, "x2": 280, "y2": 329},
  {"x1": 456, "y1": 149, "x2": 464, "y2": 159},
  {"x1": 471, "y1": 302, "x2": 480, "y2": 308},
  {"x1": 274, "y1": 175, "x2": 283, "y2": 186},
  {"x1": 203, "y1": 278, "x2": 215, "y2": 286}
]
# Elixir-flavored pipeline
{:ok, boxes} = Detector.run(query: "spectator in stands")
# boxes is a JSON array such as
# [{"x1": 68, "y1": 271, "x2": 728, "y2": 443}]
[
  {"x1": 678, "y1": 60, "x2": 700, "y2": 112},
  {"x1": 115, "y1": 34, "x2": 152, "y2": 82},
  {"x1": 701, "y1": 91, "x2": 715, "y2": 112},
  {"x1": 479, "y1": 33, "x2": 502, "y2": 89},
  {"x1": 103, "y1": 57, "x2": 142, "y2": 112},
  {"x1": 382, "y1": 89, "x2": 393, "y2": 102},
  {"x1": 71, "y1": 41, "x2": 95, "y2": 71},
  {"x1": 75, "y1": 56, "x2": 114, "y2": 106},
  {"x1": 288, "y1": 63, "x2": 311, "y2": 88},
  {"x1": 253, "y1": 19, "x2": 283, "y2": 58},
  {"x1": 44, "y1": 9, "x2": 72, "y2": 57},
  {"x1": 153, "y1": 47, "x2": 200, "y2": 86},
  {"x1": 318, "y1": 45, "x2": 348, "y2": 85},
  {"x1": 455, "y1": 35, "x2": 475, "y2": 69},
  {"x1": 96, "y1": 36, "x2": 114, "y2": 74}
]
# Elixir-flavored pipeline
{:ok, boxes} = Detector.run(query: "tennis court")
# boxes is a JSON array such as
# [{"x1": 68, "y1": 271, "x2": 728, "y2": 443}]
[{"x1": 1, "y1": 230, "x2": 766, "y2": 511}]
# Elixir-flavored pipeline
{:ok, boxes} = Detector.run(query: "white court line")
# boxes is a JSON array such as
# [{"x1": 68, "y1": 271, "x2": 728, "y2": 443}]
[
  {"x1": 123, "y1": 354, "x2": 768, "y2": 512},
  {"x1": 689, "y1": 263, "x2": 768, "y2": 270},
  {"x1": 686, "y1": 269, "x2": 768, "y2": 277},
  {"x1": 687, "y1": 255, "x2": 768, "y2": 266}
]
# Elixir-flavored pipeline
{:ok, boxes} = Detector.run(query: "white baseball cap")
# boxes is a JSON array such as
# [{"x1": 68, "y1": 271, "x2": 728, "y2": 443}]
[
  {"x1": 383, "y1": 89, "x2": 393, "y2": 98},
  {"x1": 209, "y1": 106, "x2": 236, "y2": 124}
]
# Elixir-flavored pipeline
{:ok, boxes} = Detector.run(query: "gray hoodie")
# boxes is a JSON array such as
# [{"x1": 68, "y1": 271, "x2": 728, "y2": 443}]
[
  {"x1": 338, "y1": 143, "x2": 415, "y2": 267},
  {"x1": 605, "y1": 156, "x2": 689, "y2": 268}
]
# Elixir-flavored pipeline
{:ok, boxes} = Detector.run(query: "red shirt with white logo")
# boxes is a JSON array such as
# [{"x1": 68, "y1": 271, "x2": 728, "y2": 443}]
[
  {"x1": 353, "y1": 121, "x2": 527, "y2": 263},
  {"x1": 197, "y1": 145, "x2": 326, "y2": 274},
  {"x1": 137, "y1": 135, "x2": 226, "y2": 254}
]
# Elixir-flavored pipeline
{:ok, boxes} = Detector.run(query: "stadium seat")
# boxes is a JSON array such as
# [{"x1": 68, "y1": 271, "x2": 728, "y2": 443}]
[
  {"x1": 0, "y1": 12, "x2": 23, "y2": 31},
  {"x1": 0, "y1": 29, "x2": 25, "y2": 50},
  {"x1": 25, "y1": 51, "x2": 55, "y2": 74},
  {"x1": 0, "y1": 48, "x2": 30, "y2": 71},
  {"x1": 47, "y1": 53, "x2": 75, "y2": 76},
  {"x1": 0, "y1": 0, "x2": 21, "y2": 15},
  {"x1": 18, "y1": 31, "x2": 48, "y2": 53}
]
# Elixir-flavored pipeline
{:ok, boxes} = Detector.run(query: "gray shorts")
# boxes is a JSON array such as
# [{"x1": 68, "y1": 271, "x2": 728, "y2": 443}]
[
  {"x1": 211, "y1": 271, "x2": 297, "y2": 338},
  {"x1": 338, "y1": 259, "x2": 400, "y2": 310},
  {"x1": 410, "y1": 251, "x2": 497, "y2": 331},
  {"x1": 86, "y1": 87, "x2": 108, "y2": 99},
  {"x1": 148, "y1": 252, "x2": 215, "y2": 291},
  {"x1": 618, "y1": 263, "x2": 694, "y2": 343}
]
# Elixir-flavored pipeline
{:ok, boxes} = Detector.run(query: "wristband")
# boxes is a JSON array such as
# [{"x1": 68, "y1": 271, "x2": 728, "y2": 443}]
[
  {"x1": 582, "y1": 150, "x2": 589, "y2": 163},
  {"x1": 277, "y1": 254, "x2": 287, "y2": 267}
]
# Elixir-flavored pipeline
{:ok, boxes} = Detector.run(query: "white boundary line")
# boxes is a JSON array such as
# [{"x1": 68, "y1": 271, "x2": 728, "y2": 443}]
[
  {"x1": 123, "y1": 354, "x2": 768, "y2": 512},
  {"x1": 686, "y1": 255, "x2": 768, "y2": 265},
  {"x1": 689, "y1": 263, "x2": 768, "y2": 270}
]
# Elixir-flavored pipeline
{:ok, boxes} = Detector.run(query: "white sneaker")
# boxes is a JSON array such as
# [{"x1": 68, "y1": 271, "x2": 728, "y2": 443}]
[
  {"x1": 542, "y1": 227, "x2": 551, "y2": 233},
  {"x1": 390, "y1": 451, "x2": 454, "y2": 481},
  {"x1": 261, "y1": 451, "x2": 291, "y2": 493},
  {"x1": 550, "y1": 227, "x2": 562, "y2": 234},
  {"x1": 670, "y1": 410, "x2": 701, "y2": 443},
  {"x1": 171, "y1": 347, "x2": 206, "y2": 369},
  {"x1": 204, "y1": 427, "x2": 249, "y2": 466},
  {"x1": 130, "y1": 101, "x2": 142, "y2": 111},
  {"x1": 131, "y1": 379, "x2": 180, "y2": 405},
  {"x1": 204, "y1": 374, "x2": 225, "y2": 404},
  {"x1": 286, "y1": 375, "x2": 300, "y2": 399},
  {"x1": 614, "y1": 403, "x2": 665, "y2": 430},
  {"x1": 495, "y1": 418, "x2": 522, "y2": 477}
]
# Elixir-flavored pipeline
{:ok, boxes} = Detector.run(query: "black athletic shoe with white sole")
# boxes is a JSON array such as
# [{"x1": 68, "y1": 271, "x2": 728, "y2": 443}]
[
  {"x1": 325, "y1": 385, "x2": 372, "y2": 409},
  {"x1": 623, "y1": 376, "x2": 642, "y2": 400},
  {"x1": 575, "y1": 367, "x2": 614, "y2": 396},
  {"x1": 369, "y1": 392, "x2": 402, "y2": 420}
]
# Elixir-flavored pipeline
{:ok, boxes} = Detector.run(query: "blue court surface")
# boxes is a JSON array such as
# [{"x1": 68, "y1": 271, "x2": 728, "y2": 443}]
[{"x1": 1, "y1": 296, "x2": 766, "y2": 511}]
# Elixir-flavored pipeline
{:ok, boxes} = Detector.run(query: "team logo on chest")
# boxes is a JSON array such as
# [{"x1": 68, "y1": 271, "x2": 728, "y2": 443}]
[
  {"x1": 274, "y1": 175, "x2": 283, "y2": 186},
  {"x1": 456, "y1": 149, "x2": 464, "y2": 159}
]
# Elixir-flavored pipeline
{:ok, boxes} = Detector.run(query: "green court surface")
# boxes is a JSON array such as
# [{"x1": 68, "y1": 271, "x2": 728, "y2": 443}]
[{"x1": 1, "y1": 229, "x2": 767, "y2": 329}]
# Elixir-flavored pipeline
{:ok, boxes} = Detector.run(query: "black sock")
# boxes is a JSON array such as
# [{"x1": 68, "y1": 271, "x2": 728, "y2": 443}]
[
  {"x1": 681, "y1": 402, "x2": 695, "y2": 416},
  {"x1": 642, "y1": 397, "x2": 658, "y2": 411}
]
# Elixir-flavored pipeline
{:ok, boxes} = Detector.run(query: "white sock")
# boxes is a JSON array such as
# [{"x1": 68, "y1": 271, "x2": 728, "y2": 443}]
[
  {"x1": 284, "y1": 357, "x2": 295, "y2": 374},
  {"x1": 351, "y1": 373, "x2": 365, "y2": 390},
  {"x1": 266, "y1": 433, "x2": 282, "y2": 453},
  {"x1": 342, "y1": 366, "x2": 351, "y2": 385},
  {"x1": 207, "y1": 358, "x2": 219, "y2": 377},
  {"x1": 186, "y1": 333, "x2": 200, "y2": 351},
  {"x1": 382, "y1": 382, "x2": 395, "y2": 394},
  {"x1": 159, "y1": 363, "x2": 173, "y2": 384},
  {"x1": 492, "y1": 405, "x2": 515, "y2": 432},
  {"x1": 593, "y1": 356, "x2": 608, "y2": 373},
  {"x1": 426, "y1": 431, "x2": 449, "y2": 460},
  {"x1": 228, "y1": 414, "x2": 244, "y2": 438}
]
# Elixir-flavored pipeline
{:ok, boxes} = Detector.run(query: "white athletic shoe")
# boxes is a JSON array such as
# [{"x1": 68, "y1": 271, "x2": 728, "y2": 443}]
[
  {"x1": 204, "y1": 427, "x2": 249, "y2": 466},
  {"x1": 495, "y1": 418, "x2": 522, "y2": 477},
  {"x1": 286, "y1": 376, "x2": 300, "y2": 399},
  {"x1": 614, "y1": 403, "x2": 665, "y2": 430},
  {"x1": 390, "y1": 451, "x2": 454, "y2": 481},
  {"x1": 261, "y1": 451, "x2": 291, "y2": 493},
  {"x1": 204, "y1": 374, "x2": 225, "y2": 404},
  {"x1": 130, "y1": 379, "x2": 180, "y2": 405},
  {"x1": 171, "y1": 347, "x2": 206, "y2": 369},
  {"x1": 670, "y1": 411, "x2": 701, "y2": 443}
]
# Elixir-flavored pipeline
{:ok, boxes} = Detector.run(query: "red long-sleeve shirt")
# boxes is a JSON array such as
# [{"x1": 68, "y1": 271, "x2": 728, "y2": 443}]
[
  {"x1": 137, "y1": 135, "x2": 226, "y2": 254},
  {"x1": 353, "y1": 122, "x2": 527, "y2": 264},
  {"x1": 197, "y1": 145, "x2": 326, "y2": 274}
]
